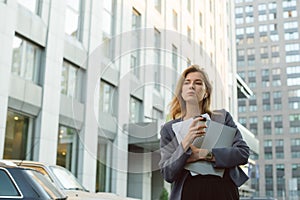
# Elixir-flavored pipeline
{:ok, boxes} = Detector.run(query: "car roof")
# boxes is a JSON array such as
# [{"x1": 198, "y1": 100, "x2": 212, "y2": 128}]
[{"x1": 0, "y1": 160, "x2": 18, "y2": 167}]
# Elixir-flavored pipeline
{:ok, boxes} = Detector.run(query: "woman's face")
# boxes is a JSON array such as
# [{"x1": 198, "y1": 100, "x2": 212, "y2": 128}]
[{"x1": 181, "y1": 72, "x2": 207, "y2": 104}]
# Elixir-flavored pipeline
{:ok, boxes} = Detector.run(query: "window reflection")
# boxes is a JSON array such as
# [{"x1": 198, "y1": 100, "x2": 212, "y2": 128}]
[
  {"x1": 99, "y1": 80, "x2": 115, "y2": 114},
  {"x1": 18, "y1": 0, "x2": 39, "y2": 14},
  {"x1": 130, "y1": 96, "x2": 142, "y2": 123},
  {"x1": 61, "y1": 60, "x2": 79, "y2": 98},
  {"x1": 12, "y1": 35, "x2": 41, "y2": 83},
  {"x1": 65, "y1": 0, "x2": 81, "y2": 39},
  {"x1": 4, "y1": 110, "x2": 33, "y2": 160},
  {"x1": 57, "y1": 125, "x2": 79, "y2": 174}
]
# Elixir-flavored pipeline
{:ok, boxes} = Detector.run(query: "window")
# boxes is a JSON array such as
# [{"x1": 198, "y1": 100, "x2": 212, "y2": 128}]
[
  {"x1": 11, "y1": 35, "x2": 41, "y2": 83},
  {"x1": 290, "y1": 114, "x2": 300, "y2": 134},
  {"x1": 272, "y1": 79, "x2": 281, "y2": 87},
  {"x1": 285, "y1": 31, "x2": 299, "y2": 40},
  {"x1": 245, "y1": 15, "x2": 254, "y2": 23},
  {"x1": 199, "y1": 11, "x2": 203, "y2": 27},
  {"x1": 287, "y1": 66, "x2": 300, "y2": 74},
  {"x1": 187, "y1": 57, "x2": 191, "y2": 67},
  {"x1": 57, "y1": 125, "x2": 79, "y2": 174},
  {"x1": 265, "y1": 164, "x2": 274, "y2": 196},
  {"x1": 272, "y1": 68, "x2": 281, "y2": 75},
  {"x1": 284, "y1": 21, "x2": 298, "y2": 30},
  {"x1": 269, "y1": 23, "x2": 277, "y2": 31},
  {"x1": 286, "y1": 55, "x2": 300, "y2": 63},
  {"x1": 154, "y1": 28, "x2": 161, "y2": 91},
  {"x1": 4, "y1": 110, "x2": 34, "y2": 160},
  {"x1": 99, "y1": 80, "x2": 115, "y2": 114},
  {"x1": 291, "y1": 139, "x2": 300, "y2": 158},
  {"x1": 130, "y1": 96, "x2": 142, "y2": 123},
  {"x1": 152, "y1": 107, "x2": 163, "y2": 120},
  {"x1": 287, "y1": 77, "x2": 300, "y2": 86},
  {"x1": 238, "y1": 117, "x2": 247, "y2": 126},
  {"x1": 96, "y1": 141, "x2": 112, "y2": 192},
  {"x1": 288, "y1": 89, "x2": 300, "y2": 110},
  {"x1": 270, "y1": 34, "x2": 279, "y2": 41},
  {"x1": 285, "y1": 43, "x2": 300, "y2": 52},
  {"x1": 258, "y1": 3, "x2": 266, "y2": 11},
  {"x1": 172, "y1": 44, "x2": 178, "y2": 90},
  {"x1": 245, "y1": 5, "x2": 253, "y2": 13},
  {"x1": 246, "y1": 48, "x2": 255, "y2": 57},
  {"x1": 291, "y1": 164, "x2": 300, "y2": 198},
  {"x1": 246, "y1": 27, "x2": 255, "y2": 34},
  {"x1": 249, "y1": 116, "x2": 258, "y2": 135},
  {"x1": 65, "y1": 0, "x2": 81, "y2": 39},
  {"x1": 258, "y1": 24, "x2": 266, "y2": 32},
  {"x1": 102, "y1": 0, "x2": 113, "y2": 35},
  {"x1": 258, "y1": 14, "x2": 267, "y2": 21},
  {"x1": 130, "y1": 53, "x2": 140, "y2": 78},
  {"x1": 274, "y1": 115, "x2": 283, "y2": 134},
  {"x1": 61, "y1": 60, "x2": 80, "y2": 98},
  {"x1": 238, "y1": 105, "x2": 246, "y2": 113},
  {"x1": 237, "y1": 49, "x2": 245, "y2": 57},
  {"x1": 269, "y1": 13, "x2": 276, "y2": 20},
  {"x1": 199, "y1": 40, "x2": 203, "y2": 56},
  {"x1": 235, "y1": 7, "x2": 243, "y2": 14},
  {"x1": 268, "y1": 2, "x2": 277, "y2": 10},
  {"x1": 154, "y1": 0, "x2": 161, "y2": 12},
  {"x1": 173, "y1": 10, "x2": 178, "y2": 29},
  {"x1": 264, "y1": 140, "x2": 273, "y2": 159},
  {"x1": 275, "y1": 140, "x2": 284, "y2": 159},
  {"x1": 131, "y1": 8, "x2": 141, "y2": 78},
  {"x1": 263, "y1": 116, "x2": 272, "y2": 135},
  {"x1": 276, "y1": 164, "x2": 285, "y2": 197},
  {"x1": 282, "y1": 0, "x2": 297, "y2": 8},
  {"x1": 187, "y1": 0, "x2": 191, "y2": 12},
  {"x1": 283, "y1": 10, "x2": 297, "y2": 18},
  {"x1": 0, "y1": 170, "x2": 21, "y2": 196},
  {"x1": 236, "y1": 28, "x2": 244, "y2": 36},
  {"x1": 187, "y1": 26, "x2": 191, "y2": 43},
  {"x1": 18, "y1": 0, "x2": 40, "y2": 14},
  {"x1": 132, "y1": 8, "x2": 141, "y2": 30}
]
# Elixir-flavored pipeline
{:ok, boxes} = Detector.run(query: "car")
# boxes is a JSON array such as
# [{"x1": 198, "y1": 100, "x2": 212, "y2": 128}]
[
  {"x1": 0, "y1": 160, "x2": 67, "y2": 200},
  {"x1": 9, "y1": 160, "x2": 139, "y2": 200}
]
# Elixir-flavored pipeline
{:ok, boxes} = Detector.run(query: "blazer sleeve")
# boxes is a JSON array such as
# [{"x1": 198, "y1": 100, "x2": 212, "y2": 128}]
[
  {"x1": 212, "y1": 110, "x2": 250, "y2": 168},
  {"x1": 159, "y1": 121, "x2": 191, "y2": 183}
]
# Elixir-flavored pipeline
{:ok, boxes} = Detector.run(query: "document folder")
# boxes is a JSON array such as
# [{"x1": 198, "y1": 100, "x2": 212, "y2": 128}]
[{"x1": 172, "y1": 119, "x2": 236, "y2": 177}]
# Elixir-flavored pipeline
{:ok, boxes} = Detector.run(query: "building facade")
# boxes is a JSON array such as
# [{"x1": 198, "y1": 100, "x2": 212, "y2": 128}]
[
  {"x1": 235, "y1": 0, "x2": 300, "y2": 199},
  {"x1": 0, "y1": 0, "x2": 256, "y2": 199}
]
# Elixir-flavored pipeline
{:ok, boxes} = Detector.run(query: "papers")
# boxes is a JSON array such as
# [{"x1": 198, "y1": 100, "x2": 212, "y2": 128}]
[{"x1": 172, "y1": 118, "x2": 236, "y2": 177}]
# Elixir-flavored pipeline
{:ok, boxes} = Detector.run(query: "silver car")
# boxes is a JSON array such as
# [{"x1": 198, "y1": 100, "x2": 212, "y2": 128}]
[
  {"x1": 9, "y1": 160, "x2": 139, "y2": 200},
  {"x1": 0, "y1": 160, "x2": 67, "y2": 200}
]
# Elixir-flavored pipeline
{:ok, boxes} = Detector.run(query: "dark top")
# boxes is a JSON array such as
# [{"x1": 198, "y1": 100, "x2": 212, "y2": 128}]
[{"x1": 159, "y1": 109, "x2": 250, "y2": 200}]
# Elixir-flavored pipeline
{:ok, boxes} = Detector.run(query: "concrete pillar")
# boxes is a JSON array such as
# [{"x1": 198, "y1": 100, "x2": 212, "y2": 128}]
[
  {"x1": 0, "y1": 0, "x2": 16, "y2": 158},
  {"x1": 34, "y1": 0, "x2": 65, "y2": 163}
]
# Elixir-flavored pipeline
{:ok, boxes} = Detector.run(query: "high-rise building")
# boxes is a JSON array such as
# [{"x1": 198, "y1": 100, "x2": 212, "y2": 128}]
[
  {"x1": 0, "y1": 0, "x2": 257, "y2": 199},
  {"x1": 235, "y1": 0, "x2": 300, "y2": 199}
]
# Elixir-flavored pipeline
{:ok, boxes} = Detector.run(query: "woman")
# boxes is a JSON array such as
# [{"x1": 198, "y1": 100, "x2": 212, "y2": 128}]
[{"x1": 159, "y1": 65, "x2": 250, "y2": 200}]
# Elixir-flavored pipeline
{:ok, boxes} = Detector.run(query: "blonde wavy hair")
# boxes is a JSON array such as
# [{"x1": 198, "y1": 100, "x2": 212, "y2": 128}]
[{"x1": 169, "y1": 65, "x2": 212, "y2": 119}]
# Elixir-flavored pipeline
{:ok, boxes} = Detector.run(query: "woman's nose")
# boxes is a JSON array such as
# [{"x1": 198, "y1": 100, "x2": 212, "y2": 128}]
[{"x1": 189, "y1": 82, "x2": 195, "y2": 89}]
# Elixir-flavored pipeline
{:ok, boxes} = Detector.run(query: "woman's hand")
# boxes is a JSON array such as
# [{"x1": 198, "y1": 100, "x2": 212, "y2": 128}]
[
  {"x1": 181, "y1": 117, "x2": 207, "y2": 151},
  {"x1": 187, "y1": 145, "x2": 209, "y2": 163}
]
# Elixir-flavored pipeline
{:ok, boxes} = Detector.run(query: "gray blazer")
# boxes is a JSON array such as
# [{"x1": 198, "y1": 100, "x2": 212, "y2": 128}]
[{"x1": 159, "y1": 109, "x2": 250, "y2": 200}]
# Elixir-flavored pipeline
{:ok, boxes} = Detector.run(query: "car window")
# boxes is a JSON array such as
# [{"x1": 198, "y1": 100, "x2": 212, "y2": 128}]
[
  {"x1": 0, "y1": 168, "x2": 22, "y2": 197},
  {"x1": 49, "y1": 166, "x2": 85, "y2": 190},
  {"x1": 21, "y1": 165, "x2": 53, "y2": 182},
  {"x1": 26, "y1": 169, "x2": 67, "y2": 199}
]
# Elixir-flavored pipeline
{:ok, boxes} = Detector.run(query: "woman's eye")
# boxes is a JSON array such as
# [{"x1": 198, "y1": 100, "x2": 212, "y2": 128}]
[{"x1": 196, "y1": 82, "x2": 203, "y2": 85}]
